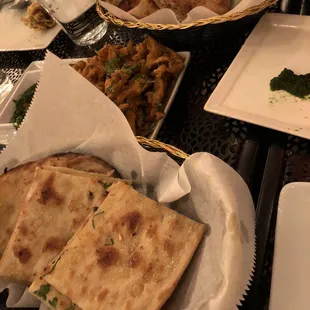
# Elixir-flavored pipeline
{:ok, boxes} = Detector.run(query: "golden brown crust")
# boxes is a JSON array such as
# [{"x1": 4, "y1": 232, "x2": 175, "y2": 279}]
[
  {"x1": 31, "y1": 182, "x2": 206, "y2": 310},
  {"x1": 0, "y1": 153, "x2": 117, "y2": 256},
  {"x1": 0, "y1": 167, "x2": 110, "y2": 283}
]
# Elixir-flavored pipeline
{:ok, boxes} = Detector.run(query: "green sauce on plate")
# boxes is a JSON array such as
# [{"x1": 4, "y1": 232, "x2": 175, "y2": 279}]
[{"x1": 270, "y1": 68, "x2": 310, "y2": 99}]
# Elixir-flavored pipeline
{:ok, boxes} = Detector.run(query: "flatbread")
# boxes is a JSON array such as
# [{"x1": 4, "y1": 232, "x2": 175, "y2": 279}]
[
  {"x1": 41, "y1": 166, "x2": 131, "y2": 185},
  {"x1": 153, "y1": 0, "x2": 231, "y2": 21},
  {"x1": 129, "y1": 0, "x2": 159, "y2": 18},
  {"x1": 30, "y1": 182, "x2": 206, "y2": 310},
  {"x1": 30, "y1": 278, "x2": 81, "y2": 310},
  {"x1": 0, "y1": 167, "x2": 114, "y2": 284},
  {"x1": 0, "y1": 153, "x2": 116, "y2": 256}
]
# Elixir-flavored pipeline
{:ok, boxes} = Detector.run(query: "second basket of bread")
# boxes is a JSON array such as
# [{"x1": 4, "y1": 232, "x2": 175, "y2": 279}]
[{"x1": 96, "y1": 0, "x2": 278, "y2": 46}]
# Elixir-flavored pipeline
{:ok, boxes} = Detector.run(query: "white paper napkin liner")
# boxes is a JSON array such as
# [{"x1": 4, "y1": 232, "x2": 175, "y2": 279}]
[
  {"x1": 0, "y1": 51, "x2": 255, "y2": 309},
  {"x1": 99, "y1": 0, "x2": 269, "y2": 25}
]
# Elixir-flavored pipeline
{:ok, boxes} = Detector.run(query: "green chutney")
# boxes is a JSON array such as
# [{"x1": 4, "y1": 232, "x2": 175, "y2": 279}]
[{"x1": 270, "y1": 68, "x2": 310, "y2": 99}]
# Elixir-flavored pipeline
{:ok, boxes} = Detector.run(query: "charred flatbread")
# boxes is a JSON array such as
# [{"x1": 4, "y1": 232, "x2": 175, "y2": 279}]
[
  {"x1": 0, "y1": 166, "x2": 120, "y2": 283},
  {"x1": 30, "y1": 182, "x2": 206, "y2": 310},
  {"x1": 0, "y1": 153, "x2": 116, "y2": 256}
]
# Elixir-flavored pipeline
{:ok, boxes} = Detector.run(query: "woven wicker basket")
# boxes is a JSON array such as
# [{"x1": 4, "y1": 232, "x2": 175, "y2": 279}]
[
  {"x1": 96, "y1": 0, "x2": 278, "y2": 46},
  {"x1": 137, "y1": 136, "x2": 188, "y2": 163}
]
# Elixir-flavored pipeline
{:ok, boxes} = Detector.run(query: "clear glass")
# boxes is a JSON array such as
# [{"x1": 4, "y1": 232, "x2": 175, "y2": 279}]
[
  {"x1": 0, "y1": 71, "x2": 13, "y2": 108},
  {"x1": 38, "y1": 0, "x2": 108, "y2": 46}
]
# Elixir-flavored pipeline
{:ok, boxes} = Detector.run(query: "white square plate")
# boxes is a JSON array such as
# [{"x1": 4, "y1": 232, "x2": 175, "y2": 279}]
[
  {"x1": 204, "y1": 13, "x2": 310, "y2": 139},
  {"x1": 0, "y1": 3, "x2": 61, "y2": 51},
  {"x1": 0, "y1": 52, "x2": 190, "y2": 140},
  {"x1": 270, "y1": 182, "x2": 310, "y2": 310}
]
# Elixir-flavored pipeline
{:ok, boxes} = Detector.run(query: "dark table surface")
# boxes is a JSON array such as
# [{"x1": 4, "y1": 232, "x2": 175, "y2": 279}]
[{"x1": 1, "y1": 0, "x2": 309, "y2": 309}]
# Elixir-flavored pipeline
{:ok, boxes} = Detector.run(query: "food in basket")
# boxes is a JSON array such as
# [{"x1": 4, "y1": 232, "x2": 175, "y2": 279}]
[
  {"x1": 106, "y1": 0, "x2": 160, "y2": 18},
  {"x1": 11, "y1": 83, "x2": 36, "y2": 129},
  {"x1": 128, "y1": 0, "x2": 159, "y2": 19},
  {"x1": 71, "y1": 36, "x2": 185, "y2": 135},
  {"x1": 103, "y1": 0, "x2": 231, "y2": 21},
  {"x1": 29, "y1": 182, "x2": 206, "y2": 310},
  {"x1": 22, "y1": 2, "x2": 56, "y2": 31},
  {"x1": 270, "y1": 68, "x2": 310, "y2": 99},
  {"x1": 0, "y1": 167, "x2": 127, "y2": 284},
  {"x1": 153, "y1": 0, "x2": 231, "y2": 20},
  {"x1": 0, "y1": 153, "x2": 117, "y2": 257}
]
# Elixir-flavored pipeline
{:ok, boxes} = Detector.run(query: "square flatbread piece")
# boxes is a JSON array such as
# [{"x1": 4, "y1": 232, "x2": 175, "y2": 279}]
[
  {"x1": 0, "y1": 167, "x2": 109, "y2": 283},
  {"x1": 0, "y1": 153, "x2": 116, "y2": 256},
  {"x1": 30, "y1": 182, "x2": 206, "y2": 310}
]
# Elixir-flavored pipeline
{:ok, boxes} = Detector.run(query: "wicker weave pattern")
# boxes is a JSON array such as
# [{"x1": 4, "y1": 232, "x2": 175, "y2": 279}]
[
  {"x1": 96, "y1": 0, "x2": 277, "y2": 30},
  {"x1": 137, "y1": 136, "x2": 189, "y2": 159}
]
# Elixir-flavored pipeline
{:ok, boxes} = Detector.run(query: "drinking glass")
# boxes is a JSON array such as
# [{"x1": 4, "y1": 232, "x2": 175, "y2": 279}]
[{"x1": 38, "y1": 0, "x2": 108, "y2": 46}]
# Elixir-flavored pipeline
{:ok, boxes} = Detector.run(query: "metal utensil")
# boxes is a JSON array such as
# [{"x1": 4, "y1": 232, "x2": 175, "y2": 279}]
[{"x1": 9, "y1": 0, "x2": 30, "y2": 9}]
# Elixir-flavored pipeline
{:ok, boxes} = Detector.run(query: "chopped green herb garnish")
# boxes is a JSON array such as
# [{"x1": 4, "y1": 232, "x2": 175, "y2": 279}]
[
  {"x1": 106, "y1": 85, "x2": 114, "y2": 93},
  {"x1": 33, "y1": 284, "x2": 51, "y2": 301},
  {"x1": 133, "y1": 74, "x2": 153, "y2": 84},
  {"x1": 122, "y1": 63, "x2": 139, "y2": 75},
  {"x1": 11, "y1": 84, "x2": 37, "y2": 129},
  {"x1": 105, "y1": 238, "x2": 114, "y2": 246},
  {"x1": 48, "y1": 297, "x2": 58, "y2": 308},
  {"x1": 92, "y1": 211, "x2": 105, "y2": 229},
  {"x1": 98, "y1": 180, "x2": 112, "y2": 190},
  {"x1": 65, "y1": 303, "x2": 76, "y2": 310},
  {"x1": 42, "y1": 256, "x2": 61, "y2": 277},
  {"x1": 105, "y1": 58, "x2": 121, "y2": 77}
]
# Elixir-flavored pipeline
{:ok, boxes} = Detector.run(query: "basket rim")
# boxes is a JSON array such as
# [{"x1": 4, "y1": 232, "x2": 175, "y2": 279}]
[
  {"x1": 137, "y1": 136, "x2": 189, "y2": 160},
  {"x1": 96, "y1": 0, "x2": 277, "y2": 30}
]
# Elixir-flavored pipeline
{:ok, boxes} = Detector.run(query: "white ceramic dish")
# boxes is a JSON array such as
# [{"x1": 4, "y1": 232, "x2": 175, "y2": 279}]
[
  {"x1": 0, "y1": 52, "x2": 190, "y2": 139},
  {"x1": 204, "y1": 13, "x2": 310, "y2": 139},
  {"x1": 269, "y1": 182, "x2": 310, "y2": 310},
  {"x1": 0, "y1": 70, "x2": 40, "y2": 123},
  {"x1": 0, "y1": 3, "x2": 61, "y2": 51}
]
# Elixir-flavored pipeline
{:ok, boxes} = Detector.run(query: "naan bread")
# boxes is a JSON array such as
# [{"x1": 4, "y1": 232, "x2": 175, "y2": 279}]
[
  {"x1": 129, "y1": 0, "x2": 159, "y2": 18},
  {"x1": 30, "y1": 278, "x2": 81, "y2": 310},
  {"x1": 41, "y1": 166, "x2": 131, "y2": 185},
  {"x1": 0, "y1": 153, "x2": 116, "y2": 256},
  {"x1": 153, "y1": 0, "x2": 231, "y2": 21},
  {"x1": 0, "y1": 167, "x2": 117, "y2": 283},
  {"x1": 30, "y1": 182, "x2": 206, "y2": 310}
]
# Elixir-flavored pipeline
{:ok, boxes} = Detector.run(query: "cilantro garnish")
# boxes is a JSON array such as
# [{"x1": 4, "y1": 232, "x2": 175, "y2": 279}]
[
  {"x1": 48, "y1": 297, "x2": 58, "y2": 308},
  {"x1": 105, "y1": 238, "x2": 114, "y2": 246},
  {"x1": 104, "y1": 58, "x2": 121, "y2": 77},
  {"x1": 92, "y1": 211, "x2": 105, "y2": 229},
  {"x1": 42, "y1": 256, "x2": 61, "y2": 277},
  {"x1": 106, "y1": 85, "x2": 114, "y2": 93},
  {"x1": 98, "y1": 180, "x2": 112, "y2": 191},
  {"x1": 65, "y1": 303, "x2": 76, "y2": 310},
  {"x1": 11, "y1": 84, "x2": 36, "y2": 129},
  {"x1": 33, "y1": 284, "x2": 51, "y2": 301}
]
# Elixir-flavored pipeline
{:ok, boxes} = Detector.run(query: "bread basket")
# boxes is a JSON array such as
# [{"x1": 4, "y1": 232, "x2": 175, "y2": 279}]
[
  {"x1": 137, "y1": 136, "x2": 188, "y2": 164},
  {"x1": 96, "y1": 0, "x2": 278, "y2": 46}
]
